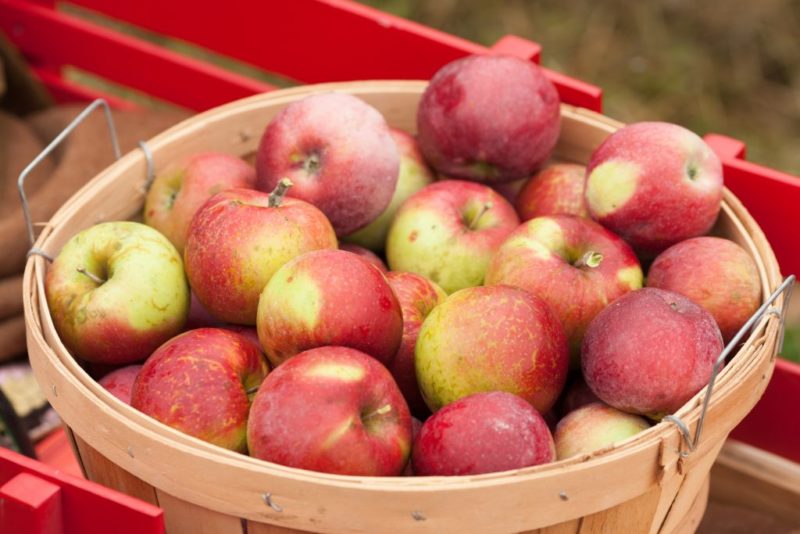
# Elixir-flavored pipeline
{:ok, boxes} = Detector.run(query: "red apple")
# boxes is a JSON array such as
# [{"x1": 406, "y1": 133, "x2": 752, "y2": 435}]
[
  {"x1": 557, "y1": 375, "x2": 601, "y2": 417},
  {"x1": 256, "y1": 249, "x2": 403, "y2": 367},
  {"x1": 417, "y1": 54, "x2": 560, "y2": 183},
  {"x1": 646, "y1": 236, "x2": 761, "y2": 342},
  {"x1": 45, "y1": 221, "x2": 189, "y2": 365},
  {"x1": 585, "y1": 122, "x2": 723, "y2": 255},
  {"x1": 339, "y1": 243, "x2": 388, "y2": 273},
  {"x1": 143, "y1": 152, "x2": 255, "y2": 253},
  {"x1": 582, "y1": 288, "x2": 723, "y2": 418},
  {"x1": 385, "y1": 271, "x2": 447, "y2": 417},
  {"x1": 184, "y1": 185, "x2": 337, "y2": 325},
  {"x1": 255, "y1": 92, "x2": 400, "y2": 236},
  {"x1": 247, "y1": 346, "x2": 412, "y2": 476},
  {"x1": 131, "y1": 328, "x2": 268, "y2": 452},
  {"x1": 185, "y1": 291, "x2": 222, "y2": 330},
  {"x1": 98, "y1": 365, "x2": 142, "y2": 405},
  {"x1": 415, "y1": 285, "x2": 568, "y2": 413},
  {"x1": 343, "y1": 128, "x2": 436, "y2": 251},
  {"x1": 403, "y1": 417, "x2": 424, "y2": 476},
  {"x1": 554, "y1": 402, "x2": 650, "y2": 459},
  {"x1": 485, "y1": 215, "x2": 643, "y2": 360},
  {"x1": 412, "y1": 391, "x2": 555, "y2": 476},
  {"x1": 515, "y1": 163, "x2": 589, "y2": 221},
  {"x1": 386, "y1": 179, "x2": 519, "y2": 294}
]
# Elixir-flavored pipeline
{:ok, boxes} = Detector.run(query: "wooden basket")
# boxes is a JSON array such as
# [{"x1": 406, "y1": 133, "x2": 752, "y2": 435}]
[{"x1": 22, "y1": 81, "x2": 785, "y2": 534}]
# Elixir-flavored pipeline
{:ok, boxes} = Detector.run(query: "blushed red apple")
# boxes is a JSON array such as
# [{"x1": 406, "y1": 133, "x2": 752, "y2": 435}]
[
  {"x1": 257, "y1": 249, "x2": 403, "y2": 368},
  {"x1": 339, "y1": 243, "x2": 388, "y2": 273},
  {"x1": 646, "y1": 236, "x2": 761, "y2": 342},
  {"x1": 143, "y1": 152, "x2": 255, "y2": 253},
  {"x1": 255, "y1": 92, "x2": 400, "y2": 236},
  {"x1": 131, "y1": 328, "x2": 268, "y2": 452},
  {"x1": 412, "y1": 391, "x2": 555, "y2": 476},
  {"x1": 98, "y1": 365, "x2": 142, "y2": 405},
  {"x1": 515, "y1": 163, "x2": 589, "y2": 221},
  {"x1": 485, "y1": 215, "x2": 643, "y2": 360},
  {"x1": 582, "y1": 288, "x2": 723, "y2": 419},
  {"x1": 184, "y1": 184, "x2": 337, "y2": 325},
  {"x1": 554, "y1": 402, "x2": 650, "y2": 459},
  {"x1": 247, "y1": 346, "x2": 412, "y2": 476},
  {"x1": 386, "y1": 179, "x2": 519, "y2": 294},
  {"x1": 385, "y1": 271, "x2": 447, "y2": 417},
  {"x1": 417, "y1": 54, "x2": 560, "y2": 183},
  {"x1": 585, "y1": 122, "x2": 723, "y2": 255},
  {"x1": 415, "y1": 285, "x2": 568, "y2": 413}
]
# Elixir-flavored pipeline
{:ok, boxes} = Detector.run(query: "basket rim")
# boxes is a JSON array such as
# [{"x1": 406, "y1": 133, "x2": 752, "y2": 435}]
[{"x1": 20, "y1": 80, "x2": 787, "y2": 530}]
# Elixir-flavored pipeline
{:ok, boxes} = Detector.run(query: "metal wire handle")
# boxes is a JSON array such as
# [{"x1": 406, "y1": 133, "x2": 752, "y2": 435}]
[
  {"x1": 18, "y1": 98, "x2": 121, "y2": 248},
  {"x1": 664, "y1": 274, "x2": 795, "y2": 455}
]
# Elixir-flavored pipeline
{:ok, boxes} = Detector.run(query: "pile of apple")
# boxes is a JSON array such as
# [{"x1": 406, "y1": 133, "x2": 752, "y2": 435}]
[{"x1": 44, "y1": 54, "x2": 762, "y2": 478}]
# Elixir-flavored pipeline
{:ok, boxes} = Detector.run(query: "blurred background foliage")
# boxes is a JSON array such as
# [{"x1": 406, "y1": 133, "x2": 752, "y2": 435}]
[{"x1": 361, "y1": 0, "x2": 800, "y2": 176}]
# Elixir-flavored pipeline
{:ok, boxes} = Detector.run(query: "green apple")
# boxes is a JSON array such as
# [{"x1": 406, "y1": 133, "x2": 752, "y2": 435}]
[
  {"x1": 46, "y1": 221, "x2": 189, "y2": 365},
  {"x1": 342, "y1": 128, "x2": 435, "y2": 251}
]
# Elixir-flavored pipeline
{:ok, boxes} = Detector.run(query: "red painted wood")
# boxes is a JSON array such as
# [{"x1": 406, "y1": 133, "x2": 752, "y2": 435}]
[
  {"x1": 0, "y1": 447, "x2": 164, "y2": 534},
  {"x1": 489, "y1": 34, "x2": 542, "y2": 62},
  {"x1": 32, "y1": 67, "x2": 138, "y2": 110},
  {"x1": 0, "y1": 0, "x2": 276, "y2": 111},
  {"x1": 34, "y1": 427, "x2": 84, "y2": 479},
  {"x1": 704, "y1": 133, "x2": 746, "y2": 160},
  {"x1": 732, "y1": 359, "x2": 800, "y2": 463},
  {"x1": 0, "y1": 472, "x2": 64, "y2": 534},
  {"x1": 63, "y1": 0, "x2": 602, "y2": 110}
]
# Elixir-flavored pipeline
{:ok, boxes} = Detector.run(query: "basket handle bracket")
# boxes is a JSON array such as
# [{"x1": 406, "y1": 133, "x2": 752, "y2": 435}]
[
  {"x1": 664, "y1": 274, "x2": 795, "y2": 456},
  {"x1": 18, "y1": 98, "x2": 121, "y2": 257}
]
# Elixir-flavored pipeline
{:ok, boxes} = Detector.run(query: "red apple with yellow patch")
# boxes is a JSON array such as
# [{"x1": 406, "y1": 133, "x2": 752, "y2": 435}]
[
  {"x1": 415, "y1": 285, "x2": 568, "y2": 413},
  {"x1": 585, "y1": 122, "x2": 723, "y2": 255},
  {"x1": 554, "y1": 402, "x2": 650, "y2": 459},
  {"x1": 256, "y1": 249, "x2": 403, "y2": 368},
  {"x1": 247, "y1": 346, "x2": 412, "y2": 476},
  {"x1": 131, "y1": 328, "x2": 268, "y2": 452}
]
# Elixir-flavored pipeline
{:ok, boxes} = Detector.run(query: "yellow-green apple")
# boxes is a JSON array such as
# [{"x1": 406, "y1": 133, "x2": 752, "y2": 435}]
[
  {"x1": 581, "y1": 288, "x2": 723, "y2": 419},
  {"x1": 131, "y1": 328, "x2": 268, "y2": 452},
  {"x1": 46, "y1": 221, "x2": 189, "y2": 365},
  {"x1": 385, "y1": 180, "x2": 519, "y2": 294},
  {"x1": 646, "y1": 236, "x2": 761, "y2": 342},
  {"x1": 339, "y1": 243, "x2": 388, "y2": 273},
  {"x1": 343, "y1": 128, "x2": 436, "y2": 251},
  {"x1": 486, "y1": 215, "x2": 643, "y2": 362},
  {"x1": 412, "y1": 391, "x2": 555, "y2": 476},
  {"x1": 98, "y1": 365, "x2": 142, "y2": 405},
  {"x1": 515, "y1": 163, "x2": 589, "y2": 221},
  {"x1": 416, "y1": 54, "x2": 560, "y2": 183},
  {"x1": 385, "y1": 271, "x2": 447, "y2": 417},
  {"x1": 257, "y1": 249, "x2": 403, "y2": 367},
  {"x1": 247, "y1": 346, "x2": 412, "y2": 476},
  {"x1": 255, "y1": 92, "x2": 400, "y2": 236},
  {"x1": 143, "y1": 152, "x2": 255, "y2": 254},
  {"x1": 554, "y1": 402, "x2": 650, "y2": 459},
  {"x1": 184, "y1": 183, "x2": 337, "y2": 325},
  {"x1": 415, "y1": 285, "x2": 568, "y2": 413},
  {"x1": 585, "y1": 122, "x2": 723, "y2": 255}
]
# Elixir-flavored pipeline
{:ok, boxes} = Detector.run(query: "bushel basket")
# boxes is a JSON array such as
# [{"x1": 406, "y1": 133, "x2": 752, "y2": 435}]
[{"x1": 22, "y1": 81, "x2": 787, "y2": 534}]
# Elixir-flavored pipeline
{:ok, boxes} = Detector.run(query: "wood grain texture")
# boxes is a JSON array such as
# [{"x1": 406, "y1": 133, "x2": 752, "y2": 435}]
[{"x1": 157, "y1": 491, "x2": 244, "y2": 534}]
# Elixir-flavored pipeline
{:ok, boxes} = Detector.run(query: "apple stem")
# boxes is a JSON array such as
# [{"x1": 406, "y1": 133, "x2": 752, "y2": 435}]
[
  {"x1": 468, "y1": 202, "x2": 493, "y2": 230},
  {"x1": 574, "y1": 251, "x2": 603, "y2": 269},
  {"x1": 76, "y1": 267, "x2": 105, "y2": 285},
  {"x1": 362, "y1": 404, "x2": 392, "y2": 422},
  {"x1": 268, "y1": 178, "x2": 294, "y2": 208},
  {"x1": 245, "y1": 385, "x2": 260, "y2": 395}
]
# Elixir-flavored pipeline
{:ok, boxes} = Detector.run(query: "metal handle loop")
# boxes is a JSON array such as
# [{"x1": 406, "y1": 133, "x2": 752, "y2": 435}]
[
  {"x1": 18, "y1": 98, "x2": 121, "y2": 248},
  {"x1": 665, "y1": 274, "x2": 795, "y2": 454}
]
